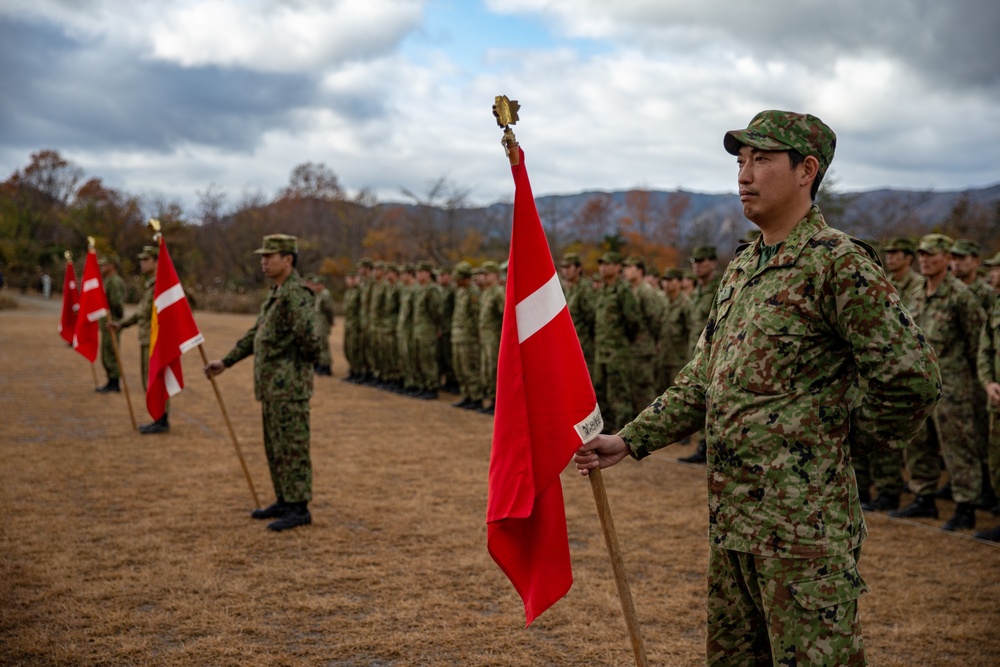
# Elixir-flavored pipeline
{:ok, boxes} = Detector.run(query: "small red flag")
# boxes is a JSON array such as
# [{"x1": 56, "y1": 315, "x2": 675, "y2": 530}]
[
  {"x1": 59, "y1": 260, "x2": 80, "y2": 345},
  {"x1": 146, "y1": 237, "x2": 204, "y2": 420},
  {"x1": 73, "y1": 249, "x2": 109, "y2": 362},
  {"x1": 487, "y1": 147, "x2": 603, "y2": 626}
]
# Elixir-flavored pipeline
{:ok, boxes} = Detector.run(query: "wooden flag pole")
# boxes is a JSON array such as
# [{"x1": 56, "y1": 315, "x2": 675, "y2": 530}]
[
  {"x1": 197, "y1": 344, "x2": 261, "y2": 509},
  {"x1": 90, "y1": 362, "x2": 99, "y2": 388},
  {"x1": 588, "y1": 467, "x2": 649, "y2": 667},
  {"x1": 107, "y1": 324, "x2": 137, "y2": 431}
]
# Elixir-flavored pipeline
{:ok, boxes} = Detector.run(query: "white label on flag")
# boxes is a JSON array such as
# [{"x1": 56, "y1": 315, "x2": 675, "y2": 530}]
[
  {"x1": 154, "y1": 283, "x2": 186, "y2": 312},
  {"x1": 164, "y1": 365, "x2": 182, "y2": 397},
  {"x1": 82, "y1": 278, "x2": 99, "y2": 292},
  {"x1": 179, "y1": 333, "x2": 205, "y2": 354},
  {"x1": 574, "y1": 402, "x2": 604, "y2": 444},
  {"x1": 87, "y1": 308, "x2": 108, "y2": 322},
  {"x1": 515, "y1": 272, "x2": 566, "y2": 343}
]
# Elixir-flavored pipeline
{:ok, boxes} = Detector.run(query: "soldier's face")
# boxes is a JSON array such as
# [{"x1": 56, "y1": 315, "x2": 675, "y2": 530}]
[
  {"x1": 692, "y1": 257, "x2": 717, "y2": 279},
  {"x1": 884, "y1": 250, "x2": 911, "y2": 273},
  {"x1": 989, "y1": 267, "x2": 1000, "y2": 289},
  {"x1": 950, "y1": 254, "x2": 979, "y2": 280},
  {"x1": 599, "y1": 262, "x2": 620, "y2": 280},
  {"x1": 561, "y1": 264, "x2": 580, "y2": 281},
  {"x1": 261, "y1": 252, "x2": 292, "y2": 280},
  {"x1": 664, "y1": 277, "x2": 681, "y2": 297},
  {"x1": 736, "y1": 146, "x2": 806, "y2": 225},
  {"x1": 917, "y1": 251, "x2": 949, "y2": 278},
  {"x1": 139, "y1": 257, "x2": 156, "y2": 275}
]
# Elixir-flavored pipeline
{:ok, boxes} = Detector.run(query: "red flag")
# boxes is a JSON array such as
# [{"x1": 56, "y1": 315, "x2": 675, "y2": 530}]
[
  {"x1": 487, "y1": 147, "x2": 604, "y2": 626},
  {"x1": 146, "y1": 237, "x2": 204, "y2": 420},
  {"x1": 73, "y1": 249, "x2": 109, "y2": 362},
  {"x1": 59, "y1": 260, "x2": 80, "y2": 345}
]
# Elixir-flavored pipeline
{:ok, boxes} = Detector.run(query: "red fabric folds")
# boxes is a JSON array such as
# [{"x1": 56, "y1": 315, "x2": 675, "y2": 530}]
[
  {"x1": 72, "y1": 249, "x2": 108, "y2": 363},
  {"x1": 486, "y1": 147, "x2": 603, "y2": 626},
  {"x1": 59, "y1": 261, "x2": 79, "y2": 345}
]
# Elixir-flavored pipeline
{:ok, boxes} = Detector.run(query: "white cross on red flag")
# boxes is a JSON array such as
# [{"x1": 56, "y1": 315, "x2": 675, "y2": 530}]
[
  {"x1": 487, "y1": 146, "x2": 603, "y2": 626},
  {"x1": 72, "y1": 248, "x2": 108, "y2": 362},
  {"x1": 59, "y1": 260, "x2": 79, "y2": 345}
]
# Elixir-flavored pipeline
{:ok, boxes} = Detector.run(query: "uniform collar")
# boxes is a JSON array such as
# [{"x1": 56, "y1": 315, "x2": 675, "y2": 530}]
[{"x1": 732, "y1": 205, "x2": 827, "y2": 276}]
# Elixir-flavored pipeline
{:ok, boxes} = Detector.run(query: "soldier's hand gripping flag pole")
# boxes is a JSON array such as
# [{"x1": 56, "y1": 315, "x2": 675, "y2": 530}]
[
  {"x1": 146, "y1": 220, "x2": 261, "y2": 509},
  {"x1": 486, "y1": 96, "x2": 648, "y2": 665}
]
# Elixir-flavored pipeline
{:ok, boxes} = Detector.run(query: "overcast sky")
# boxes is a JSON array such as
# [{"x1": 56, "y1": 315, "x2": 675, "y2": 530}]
[{"x1": 2, "y1": 0, "x2": 998, "y2": 216}]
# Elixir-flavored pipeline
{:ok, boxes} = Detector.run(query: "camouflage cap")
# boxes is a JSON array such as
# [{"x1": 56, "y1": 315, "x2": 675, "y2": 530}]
[
  {"x1": 373, "y1": 260, "x2": 386, "y2": 270},
  {"x1": 302, "y1": 273, "x2": 319, "y2": 282},
  {"x1": 561, "y1": 252, "x2": 581, "y2": 267},
  {"x1": 724, "y1": 110, "x2": 837, "y2": 179},
  {"x1": 883, "y1": 237, "x2": 917, "y2": 256},
  {"x1": 253, "y1": 234, "x2": 298, "y2": 255},
  {"x1": 358, "y1": 257, "x2": 374, "y2": 268},
  {"x1": 917, "y1": 233, "x2": 955, "y2": 255},
  {"x1": 647, "y1": 266, "x2": 659, "y2": 278},
  {"x1": 949, "y1": 239, "x2": 981, "y2": 257},
  {"x1": 437, "y1": 264, "x2": 452, "y2": 274},
  {"x1": 663, "y1": 268, "x2": 684, "y2": 280},
  {"x1": 416, "y1": 260, "x2": 434, "y2": 272},
  {"x1": 401, "y1": 263, "x2": 415, "y2": 273},
  {"x1": 136, "y1": 245, "x2": 159, "y2": 260},
  {"x1": 480, "y1": 260, "x2": 500, "y2": 273},
  {"x1": 597, "y1": 251, "x2": 623, "y2": 265},
  {"x1": 623, "y1": 255, "x2": 646, "y2": 270},
  {"x1": 690, "y1": 246, "x2": 718, "y2": 261},
  {"x1": 453, "y1": 261, "x2": 473, "y2": 278},
  {"x1": 384, "y1": 262, "x2": 399, "y2": 273},
  {"x1": 982, "y1": 251, "x2": 1000, "y2": 267},
  {"x1": 98, "y1": 254, "x2": 120, "y2": 266}
]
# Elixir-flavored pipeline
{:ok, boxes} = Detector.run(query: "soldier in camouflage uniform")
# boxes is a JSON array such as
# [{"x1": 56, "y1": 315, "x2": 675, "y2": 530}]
[
  {"x1": 205, "y1": 234, "x2": 322, "y2": 532},
  {"x1": 450, "y1": 262, "x2": 482, "y2": 409},
  {"x1": 576, "y1": 110, "x2": 940, "y2": 666},
  {"x1": 110, "y1": 246, "x2": 169, "y2": 434},
  {"x1": 96, "y1": 256, "x2": 126, "y2": 393},
  {"x1": 681, "y1": 245, "x2": 722, "y2": 464},
  {"x1": 306, "y1": 274, "x2": 336, "y2": 376},
  {"x1": 853, "y1": 238, "x2": 920, "y2": 511},
  {"x1": 357, "y1": 258, "x2": 376, "y2": 382},
  {"x1": 890, "y1": 234, "x2": 986, "y2": 530},
  {"x1": 342, "y1": 273, "x2": 363, "y2": 381},
  {"x1": 373, "y1": 264, "x2": 401, "y2": 389},
  {"x1": 950, "y1": 239, "x2": 997, "y2": 510},
  {"x1": 560, "y1": 252, "x2": 596, "y2": 374},
  {"x1": 436, "y1": 266, "x2": 457, "y2": 393},
  {"x1": 396, "y1": 265, "x2": 417, "y2": 394},
  {"x1": 478, "y1": 261, "x2": 504, "y2": 415},
  {"x1": 592, "y1": 251, "x2": 641, "y2": 434},
  {"x1": 623, "y1": 256, "x2": 663, "y2": 414},
  {"x1": 656, "y1": 268, "x2": 692, "y2": 390},
  {"x1": 411, "y1": 261, "x2": 443, "y2": 399},
  {"x1": 975, "y1": 252, "x2": 1000, "y2": 540}
]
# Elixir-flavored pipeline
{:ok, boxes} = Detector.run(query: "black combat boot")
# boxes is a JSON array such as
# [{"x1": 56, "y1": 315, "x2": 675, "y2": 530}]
[
  {"x1": 861, "y1": 493, "x2": 900, "y2": 512},
  {"x1": 96, "y1": 378, "x2": 120, "y2": 393},
  {"x1": 941, "y1": 502, "x2": 976, "y2": 532},
  {"x1": 973, "y1": 525, "x2": 1000, "y2": 542},
  {"x1": 139, "y1": 414, "x2": 170, "y2": 434},
  {"x1": 935, "y1": 483, "x2": 953, "y2": 501},
  {"x1": 251, "y1": 498, "x2": 288, "y2": 520},
  {"x1": 267, "y1": 502, "x2": 311, "y2": 532},
  {"x1": 889, "y1": 494, "x2": 938, "y2": 519},
  {"x1": 679, "y1": 440, "x2": 707, "y2": 464}
]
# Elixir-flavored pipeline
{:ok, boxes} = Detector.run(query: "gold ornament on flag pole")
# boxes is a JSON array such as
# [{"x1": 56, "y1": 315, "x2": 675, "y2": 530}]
[
  {"x1": 64, "y1": 250, "x2": 73, "y2": 262},
  {"x1": 493, "y1": 95, "x2": 521, "y2": 166},
  {"x1": 147, "y1": 218, "x2": 162, "y2": 242}
]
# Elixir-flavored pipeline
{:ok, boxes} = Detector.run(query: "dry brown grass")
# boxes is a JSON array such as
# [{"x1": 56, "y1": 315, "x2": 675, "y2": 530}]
[{"x1": 2, "y1": 296, "x2": 999, "y2": 666}]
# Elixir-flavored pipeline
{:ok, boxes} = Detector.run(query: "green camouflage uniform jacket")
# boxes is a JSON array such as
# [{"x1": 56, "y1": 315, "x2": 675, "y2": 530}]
[
  {"x1": 688, "y1": 272, "x2": 722, "y2": 355},
  {"x1": 222, "y1": 270, "x2": 321, "y2": 401},
  {"x1": 564, "y1": 278, "x2": 596, "y2": 366},
  {"x1": 314, "y1": 288, "x2": 335, "y2": 334},
  {"x1": 657, "y1": 292, "x2": 692, "y2": 369},
  {"x1": 104, "y1": 273, "x2": 127, "y2": 321},
  {"x1": 451, "y1": 284, "x2": 481, "y2": 344},
  {"x1": 890, "y1": 269, "x2": 921, "y2": 310},
  {"x1": 374, "y1": 280, "x2": 400, "y2": 333},
  {"x1": 966, "y1": 277, "x2": 997, "y2": 313},
  {"x1": 910, "y1": 273, "x2": 984, "y2": 402},
  {"x1": 630, "y1": 281, "x2": 663, "y2": 358},
  {"x1": 478, "y1": 284, "x2": 505, "y2": 341},
  {"x1": 593, "y1": 279, "x2": 641, "y2": 363},
  {"x1": 412, "y1": 282, "x2": 443, "y2": 337},
  {"x1": 396, "y1": 283, "x2": 415, "y2": 341},
  {"x1": 980, "y1": 298, "x2": 1000, "y2": 413},
  {"x1": 119, "y1": 277, "x2": 154, "y2": 344},
  {"x1": 619, "y1": 207, "x2": 940, "y2": 558}
]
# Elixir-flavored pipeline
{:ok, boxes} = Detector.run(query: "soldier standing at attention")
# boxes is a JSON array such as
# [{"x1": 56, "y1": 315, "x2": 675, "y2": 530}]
[
  {"x1": 450, "y1": 262, "x2": 482, "y2": 410},
  {"x1": 592, "y1": 251, "x2": 641, "y2": 433},
  {"x1": 576, "y1": 110, "x2": 940, "y2": 665},
  {"x1": 374, "y1": 264, "x2": 401, "y2": 391},
  {"x1": 109, "y1": 246, "x2": 169, "y2": 434},
  {"x1": 560, "y1": 252, "x2": 596, "y2": 374},
  {"x1": 656, "y1": 268, "x2": 692, "y2": 390},
  {"x1": 623, "y1": 256, "x2": 663, "y2": 414},
  {"x1": 396, "y1": 264, "x2": 418, "y2": 395},
  {"x1": 306, "y1": 274, "x2": 335, "y2": 377},
  {"x1": 357, "y1": 258, "x2": 375, "y2": 383},
  {"x1": 436, "y1": 266, "x2": 458, "y2": 393},
  {"x1": 96, "y1": 256, "x2": 126, "y2": 394},
  {"x1": 976, "y1": 251, "x2": 1000, "y2": 540},
  {"x1": 342, "y1": 273, "x2": 363, "y2": 382},
  {"x1": 411, "y1": 261, "x2": 443, "y2": 400},
  {"x1": 477, "y1": 261, "x2": 504, "y2": 415},
  {"x1": 204, "y1": 234, "x2": 321, "y2": 532},
  {"x1": 890, "y1": 234, "x2": 986, "y2": 530},
  {"x1": 680, "y1": 245, "x2": 722, "y2": 464},
  {"x1": 882, "y1": 237, "x2": 921, "y2": 306}
]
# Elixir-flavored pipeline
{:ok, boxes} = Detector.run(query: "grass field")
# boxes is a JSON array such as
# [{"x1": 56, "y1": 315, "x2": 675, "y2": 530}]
[{"x1": 2, "y1": 294, "x2": 998, "y2": 666}]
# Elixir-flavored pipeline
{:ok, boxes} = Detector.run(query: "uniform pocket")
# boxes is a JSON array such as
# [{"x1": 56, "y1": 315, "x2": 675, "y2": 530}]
[
  {"x1": 788, "y1": 565, "x2": 869, "y2": 611},
  {"x1": 734, "y1": 305, "x2": 810, "y2": 395}
]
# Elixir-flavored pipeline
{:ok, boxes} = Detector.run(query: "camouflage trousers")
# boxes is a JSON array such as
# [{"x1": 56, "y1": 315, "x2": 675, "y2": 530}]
[
  {"x1": 480, "y1": 334, "x2": 500, "y2": 402},
  {"x1": 100, "y1": 319, "x2": 121, "y2": 380},
  {"x1": 261, "y1": 399, "x2": 312, "y2": 503},
  {"x1": 317, "y1": 331, "x2": 332, "y2": 368},
  {"x1": 362, "y1": 326, "x2": 377, "y2": 375},
  {"x1": 706, "y1": 546, "x2": 868, "y2": 667},
  {"x1": 852, "y1": 449, "x2": 905, "y2": 497},
  {"x1": 375, "y1": 328, "x2": 398, "y2": 381},
  {"x1": 397, "y1": 332, "x2": 415, "y2": 389},
  {"x1": 630, "y1": 352, "x2": 658, "y2": 415},
  {"x1": 344, "y1": 324, "x2": 362, "y2": 375},
  {"x1": 438, "y1": 330, "x2": 455, "y2": 388},
  {"x1": 452, "y1": 340, "x2": 482, "y2": 401},
  {"x1": 904, "y1": 398, "x2": 982, "y2": 503},
  {"x1": 413, "y1": 332, "x2": 440, "y2": 392},
  {"x1": 593, "y1": 356, "x2": 634, "y2": 434}
]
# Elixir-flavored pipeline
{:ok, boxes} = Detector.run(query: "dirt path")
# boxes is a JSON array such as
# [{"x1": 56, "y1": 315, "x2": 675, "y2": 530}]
[{"x1": 1, "y1": 297, "x2": 998, "y2": 666}]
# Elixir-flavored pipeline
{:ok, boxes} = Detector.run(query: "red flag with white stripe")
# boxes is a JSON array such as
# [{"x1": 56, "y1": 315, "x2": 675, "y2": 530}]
[
  {"x1": 72, "y1": 249, "x2": 108, "y2": 362},
  {"x1": 146, "y1": 237, "x2": 204, "y2": 420},
  {"x1": 59, "y1": 260, "x2": 80, "y2": 345},
  {"x1": 487, "y1": 146, "x2": 603, "y2": 626}
]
